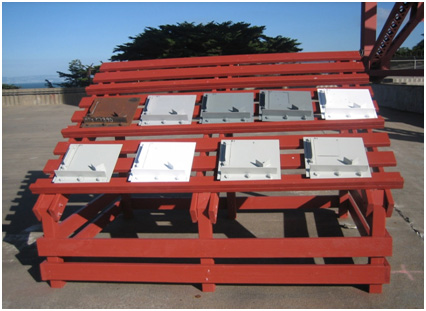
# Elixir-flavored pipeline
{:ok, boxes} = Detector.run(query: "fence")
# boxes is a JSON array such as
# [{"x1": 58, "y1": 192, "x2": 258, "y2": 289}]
[{"x1": 2, "y1": 87, "x2": 86, "y2": 107}]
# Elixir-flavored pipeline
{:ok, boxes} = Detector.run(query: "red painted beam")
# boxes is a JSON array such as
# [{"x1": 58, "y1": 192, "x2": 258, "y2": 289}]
[
  {"x1": 86, "y1": 74, "x2": 370, "y2": 96},
  {"x1": 99, "y1": 51, "x2": 362, "y2": 72},
  {"x1": 54, "y1": 132, "x2": 392, "y2": 155},
  {"x1": 30, "y1": 172, "x2": 404, "y2": 195},
  {"x1": 61, "y1": 117, "x2": 385, "y2": 138},
  {"x1": 37, "y1": 236, "x2": 392, "y2": 258},
  {"x1": 40, "y1": 261, "x2": 390, "y2": 285},
  {"x1": 94, "y1": 62, "x2": 365, "y2": 83}
]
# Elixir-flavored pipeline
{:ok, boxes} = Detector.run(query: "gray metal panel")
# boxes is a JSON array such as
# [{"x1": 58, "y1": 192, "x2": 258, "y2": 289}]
[
  {"x1": 259, "y1": 90, "x2": 314, "y2": 121},
  {"x1": 217, "y1": 139, "x2": 281, "y2": 181},
  {"x1": 200, "y1": 93, "x2": 254, "y2": 123},
  {"x1": 303, "y1": 137, "x2": 371, "y2": 179}
]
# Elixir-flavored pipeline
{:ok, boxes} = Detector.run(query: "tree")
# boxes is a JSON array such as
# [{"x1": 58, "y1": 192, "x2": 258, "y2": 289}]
[
  {"x1": 110, "y1": 21, "x2": 302, "y2": 61},
  {"x1": 394, "y1": 37, "x2": 424, "y2": 58},
  {"x1": 57, "y1": 59, "x2": 100, "y2": 87},
  {"x1": 2, "y1": 83, "x2": 20, "y2": 89}
]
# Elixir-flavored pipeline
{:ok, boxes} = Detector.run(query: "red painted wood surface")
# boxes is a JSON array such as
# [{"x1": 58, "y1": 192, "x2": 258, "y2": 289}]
[{"x1": 30, "y1": 50, "x2": 402, "y2": 292}]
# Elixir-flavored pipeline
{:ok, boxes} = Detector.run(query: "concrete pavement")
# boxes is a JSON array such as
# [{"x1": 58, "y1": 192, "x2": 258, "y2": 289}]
[{"x1": 2, "y1": 102, "x2": 424, "y2": 308}]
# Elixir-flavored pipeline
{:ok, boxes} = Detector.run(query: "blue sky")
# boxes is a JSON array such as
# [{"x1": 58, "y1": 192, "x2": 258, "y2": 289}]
[{"x1": 2, "y1": 2, "x2": 424, "y2": 80}]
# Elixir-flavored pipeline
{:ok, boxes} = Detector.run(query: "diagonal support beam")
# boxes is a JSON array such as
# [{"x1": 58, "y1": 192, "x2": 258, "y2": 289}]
[{"x1": 379, "y1": 2, "x2": 424, "y2": 69}]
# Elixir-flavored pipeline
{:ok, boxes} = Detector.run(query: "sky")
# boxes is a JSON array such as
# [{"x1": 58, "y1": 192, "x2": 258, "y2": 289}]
[{"x1": 2, "y1": 1, "x2": 424, "y2": 80}]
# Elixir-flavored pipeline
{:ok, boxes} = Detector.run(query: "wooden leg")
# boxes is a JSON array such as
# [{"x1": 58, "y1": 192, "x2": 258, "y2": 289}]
[
  {"x1": 227, "y1": 192, "x2": 237, "y2": 220},
  {"x1": 120, "y1": 194, "x2": 134, "y2": 219},
  {"x1": 338, "y1": 190, "x2": 349, "y2": 218},
  {"x1": 197, "y1": 194, "x2": 216, "y2": 292},
  {"x1": 367, "y1": 190, "x2": 388, "y2": 293},
  {"x1": 368, "y1": 284, "x2": 383, "y2": 294},
  {"x1": 40, "y1": 195, "x2": 68, "y2": 288}
]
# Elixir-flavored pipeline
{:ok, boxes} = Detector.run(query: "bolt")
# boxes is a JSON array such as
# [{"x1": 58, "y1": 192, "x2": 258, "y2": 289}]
[
  {"x1": 266, "y1": 174, "x2": 271, "y2": 179},
  {"x1": 356, "y1": 172, "x2": 362, "y2": 177},
  {"x1": 244, "y1": 173, "x2": 250, "y2": 179},
  {"x1": 334, "y1": 171, "x2": 340, "y2": 176},
  {"x1": 223, "y1": 175, "x2": 228, "y2": 179}
]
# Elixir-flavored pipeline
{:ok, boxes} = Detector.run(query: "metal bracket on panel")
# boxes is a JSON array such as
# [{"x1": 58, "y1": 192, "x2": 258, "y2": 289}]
[
  {"x1": 217, "y1": 140, "x2": 281, "y2": 181},
  {"x1": 318, "y1": 88, "x2": 377, "y2": 120},
  {"x1": 128, "y1": 142, "x2": 196, "y2": 182},
  {"x1": 200, "y1": 93, "x2": 254, "y2": 124},
  {"x1": 81, "y1": 97, "x2": 140, "y2": 127},
  {"x1": 303, "y1": 137, "x2": 372, "y2": 179},
  {"x1": 259, "y1": 90, "x2": 314, "y2": 121},
  {"x1": 139, "y1": 95, "x2": 196, "y2": 125},
  {"x1": 53, "y1": 144, "x2": 122, "y2": 183}
]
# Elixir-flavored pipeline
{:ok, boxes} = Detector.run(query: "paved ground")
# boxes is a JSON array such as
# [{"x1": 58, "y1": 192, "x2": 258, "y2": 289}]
[{"x1": 2, "y1": 103, "x2": 424, "y2": 308}]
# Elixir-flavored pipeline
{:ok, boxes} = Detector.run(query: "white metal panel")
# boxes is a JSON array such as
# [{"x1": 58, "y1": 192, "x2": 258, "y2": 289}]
[
  {"x1": 259, "y1": 90, "x2": 314, "y2": 121},
  {"x1": 200, "y1": 92, "x2": 254, "y2": 123},
  {"x1": 139, "y1": 95, "x2": 196, "y2": 125},
  {"x1": 318, "y1": 88, "x2": 377, "y2": 120},
  {"x1": 303, "y1": 137, "x2": 371, "y2": 179},
  {"x1": 53, "y1": 144, "x2": 122, "y2": 183},
  {"x1": 217, "y1": 139, "x2": 281, "y2": 181},
  {"x1": 128, "y1": 142, "x2": 196, "y2": 182}
]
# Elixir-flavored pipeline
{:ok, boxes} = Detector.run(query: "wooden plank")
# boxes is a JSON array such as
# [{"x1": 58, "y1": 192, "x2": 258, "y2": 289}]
[
  {"x1": 99, "y1": 51, "x2": 362, "y2": 72},
  {"x1": 40, "y1": 261, "x2": 390, "y2": 285},
  {"x1": 38, "y1": 236, "x2": 392, "y2": 258},
  {"x1": 86, "y1": 74, "x2": 370, "y2": 96},
  {"x1": 61, "y1": 117, "x2": 385, "y2": 138},
  {"x1": 30, "y1": 171, "x2": 404, "y2": 195},
  {"x1": 53, "y1": 132, "x2": 392, "y2": 154},
  {"x1": 94, "y1": 62, "x2": 365, "y2": 83}
]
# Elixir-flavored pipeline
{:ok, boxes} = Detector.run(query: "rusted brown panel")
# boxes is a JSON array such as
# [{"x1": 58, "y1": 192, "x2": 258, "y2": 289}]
[{"x1": 81, "y1": 97, "x2": 140, "y2": 127}]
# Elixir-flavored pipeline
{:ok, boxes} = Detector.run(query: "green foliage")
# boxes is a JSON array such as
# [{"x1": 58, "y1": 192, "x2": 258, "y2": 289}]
[
  {"x1": 2, "y1": 83, "x2": 21, "y2": 89},
  {"x1": 394, "y1": 38, "x2": 424, "y2": 58},
  {"x1": 111, "y1": 21, "x2": 302, "y2": 61},
  {"x1": 57, "y1": 59, "x2": 100, "y2": 87}
]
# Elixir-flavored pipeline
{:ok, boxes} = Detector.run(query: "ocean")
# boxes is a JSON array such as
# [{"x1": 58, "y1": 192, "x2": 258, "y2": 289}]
[{"x1": 13, "y1": 82, "x2": 55, "y2": 89}]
